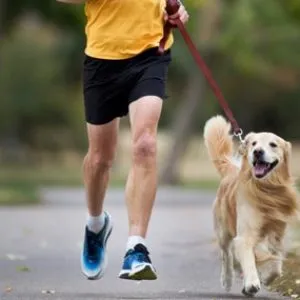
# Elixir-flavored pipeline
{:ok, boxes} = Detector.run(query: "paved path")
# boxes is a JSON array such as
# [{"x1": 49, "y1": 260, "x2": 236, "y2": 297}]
[{"x1": 0, "y1": 188, "x2": 287, "y2": 300}]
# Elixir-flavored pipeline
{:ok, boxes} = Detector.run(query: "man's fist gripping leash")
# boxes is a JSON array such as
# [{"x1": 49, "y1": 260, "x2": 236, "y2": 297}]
[{"x1": 158, "y1": 0, "x2": 180, "y2": 55}]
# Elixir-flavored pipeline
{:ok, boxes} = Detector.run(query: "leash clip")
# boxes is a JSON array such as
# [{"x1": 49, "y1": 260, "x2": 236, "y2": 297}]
[
  {"x1": 233, "y1": 128, "x2": 244, "y2": 144},
  {"x1": 234, "y1": 129, "x2": 247, "y2": 156}
]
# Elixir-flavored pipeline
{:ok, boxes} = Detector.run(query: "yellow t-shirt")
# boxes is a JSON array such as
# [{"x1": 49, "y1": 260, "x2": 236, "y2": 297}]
[{"x1": 84, "y1": 0, "x2": 173, "y2": 60}]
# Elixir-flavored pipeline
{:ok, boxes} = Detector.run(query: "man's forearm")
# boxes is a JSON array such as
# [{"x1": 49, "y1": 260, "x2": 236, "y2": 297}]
[{"x1": 56, "y1": 0, "x2": 85, "y2": 4}]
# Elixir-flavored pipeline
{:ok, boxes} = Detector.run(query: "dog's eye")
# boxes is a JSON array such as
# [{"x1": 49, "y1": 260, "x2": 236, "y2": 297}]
[
  {"x1": 269, "y1": 142, "x2": 277, "y2": 148},
  {"x1": 252, "y1": 141, "x2": 257, "y2": 146}
]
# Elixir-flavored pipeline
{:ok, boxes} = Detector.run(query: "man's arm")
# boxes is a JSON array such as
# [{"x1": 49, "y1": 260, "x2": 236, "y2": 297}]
[{"x1": 56, "y1": 0, "x2": 85, "y2": 4}]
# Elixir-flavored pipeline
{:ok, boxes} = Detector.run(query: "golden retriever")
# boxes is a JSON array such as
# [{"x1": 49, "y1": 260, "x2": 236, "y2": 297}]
[{"x1": 203, "y1": 115, "x2": 299, "y2": 297}]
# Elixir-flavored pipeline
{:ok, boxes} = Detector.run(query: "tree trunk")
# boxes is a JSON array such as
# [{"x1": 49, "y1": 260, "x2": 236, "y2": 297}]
[
  {"x1": 159, "y1": 0, "x2": 221, "y2": 185},
  {"x1": 159, "y1": 75, "x2": 205, "y2": 184}
]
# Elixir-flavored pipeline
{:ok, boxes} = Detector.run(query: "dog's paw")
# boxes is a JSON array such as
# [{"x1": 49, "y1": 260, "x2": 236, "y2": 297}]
[
  {"x1": 262, "y1": 271, "x2": 281, "y2": 286},
  {"x1": 259, "y1": 260, "x2": 282, "y2": 287},
  {"x1": 221, "y1": 264, "x2": 233, "y2": 292},
  {"x1": 242, "y1": 279, "x2": 261, "y2": 297},
  {"x1": 221, "y1": 275, "x2": 232, "y2": 292}
]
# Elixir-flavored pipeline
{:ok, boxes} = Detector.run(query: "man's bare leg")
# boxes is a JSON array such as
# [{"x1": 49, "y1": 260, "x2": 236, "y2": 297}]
[
  {"x1": 83, "y1": 119, "x2": 119, "y2": 216},
  {"x1": 81, "y1": 119, "x2": 119, "y2": 280},
  {"x1": 119, "y1": 96, "x2": 162, "y2": 280},
  {"x1": 126, "y1": 96, "x2": 162, "y2": 237}
]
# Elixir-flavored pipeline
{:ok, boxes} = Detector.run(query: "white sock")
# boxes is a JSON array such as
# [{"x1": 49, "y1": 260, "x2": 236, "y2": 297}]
[
  {"x1": 87, "y1": 213, "x2": 105, "y2": 234},
  {"x1": 126, "y1": 235, "x2": 147, "y2": 251}
]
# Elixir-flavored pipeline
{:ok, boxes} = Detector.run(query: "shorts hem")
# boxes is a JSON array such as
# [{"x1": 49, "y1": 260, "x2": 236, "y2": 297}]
[
  {"x1": 128, "y1": 93, "x2": 166, "y2": 105},
  {"x1": 85, "y1": 115, "x2": 122, "y2": 126}
]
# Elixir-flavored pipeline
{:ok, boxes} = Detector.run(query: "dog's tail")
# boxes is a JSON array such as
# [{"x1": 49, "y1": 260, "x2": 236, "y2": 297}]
[{"x1": 203, "y1": 115, "x2": 237, "y2": 178}]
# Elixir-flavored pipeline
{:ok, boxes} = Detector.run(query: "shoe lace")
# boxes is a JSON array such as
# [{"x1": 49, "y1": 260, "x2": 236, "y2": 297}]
[
  {"x1": 130, "y1": 243, "x2": 152, "y2": 264},
  {"x1": 86, "y1": 231, "x2": 103, "y2": 259}
]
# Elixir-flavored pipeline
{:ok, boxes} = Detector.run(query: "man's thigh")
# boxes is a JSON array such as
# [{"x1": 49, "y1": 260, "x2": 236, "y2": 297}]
[
  {"x1": 86, "y1": 119, "x2": 119, "y2": 158},
  {"x1": 83, "y1": 55, "x2": 130, "y2": 125},
  {"x1": 129, "y1": 96, "x2": 163, "y2": 139}
]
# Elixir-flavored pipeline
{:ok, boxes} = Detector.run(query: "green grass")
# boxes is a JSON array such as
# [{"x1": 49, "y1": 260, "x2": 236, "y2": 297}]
[
  {"x1": 0, "y1": 165, "x2": 78, "y2": 205},
  {"x1": 0, "y1": 165, "x2": 82, "y2": 206},
  {"x1": 0, "y1": 165, "x2": 83, "y2": 187},
  {"x1": 180, "y1": 179, "x2": 219, "y2": 190},
  {"x1": 0, "y1": 184, "x2": 38, "y2": 206},
  {"x1": 0, "y1": 164, "x2": 125, "y2": 206}
]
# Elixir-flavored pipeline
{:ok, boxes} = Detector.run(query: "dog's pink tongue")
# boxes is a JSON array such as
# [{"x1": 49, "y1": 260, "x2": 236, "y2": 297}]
[{"x1": 254, "y1": 164, "x2": 266, "y2": 177}]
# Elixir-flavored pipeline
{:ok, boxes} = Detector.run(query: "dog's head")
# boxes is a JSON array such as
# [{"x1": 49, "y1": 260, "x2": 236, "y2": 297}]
[{"x1": 240, "y1": 132, "x2": 291, "y2": 181}]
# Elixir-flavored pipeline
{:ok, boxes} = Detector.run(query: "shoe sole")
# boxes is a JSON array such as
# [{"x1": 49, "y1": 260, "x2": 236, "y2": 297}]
[
  {"x1": 81, "y1": 212, "x2": 113, "y2": 280},
  {"x1": 119, "y1": 263, "x2": 157, "y2": 281}
]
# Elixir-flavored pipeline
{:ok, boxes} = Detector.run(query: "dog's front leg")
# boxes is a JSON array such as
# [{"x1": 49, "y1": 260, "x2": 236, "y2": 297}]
[{"x1": 234, "y1": 236, "x2": 260, "y2": 296}]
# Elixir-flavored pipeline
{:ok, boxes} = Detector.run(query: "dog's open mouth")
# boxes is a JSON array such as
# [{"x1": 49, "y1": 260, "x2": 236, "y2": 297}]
[{"x1": 252, "y1": 159, "x2": 279, "y2": 178}]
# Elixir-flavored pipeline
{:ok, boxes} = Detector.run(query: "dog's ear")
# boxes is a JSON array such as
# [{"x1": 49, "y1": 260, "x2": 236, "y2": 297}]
[
  {"x1": 244, "y1": 132, "x2": 256, "y2": 146},
  {"x1": 283, "y1": 141, "x2": 292, "y2": 164},
  {"x1": 285, "y1": 141, "x2": 292, "y2": 152},
  {"x1": 282, "y1": 140, "x2": 292, "y2": 180}
]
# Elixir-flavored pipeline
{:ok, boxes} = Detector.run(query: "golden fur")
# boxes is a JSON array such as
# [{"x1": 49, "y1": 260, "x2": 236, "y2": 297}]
[{"x1": 203, "y1": 115, "x2": 299, "y2": 297}]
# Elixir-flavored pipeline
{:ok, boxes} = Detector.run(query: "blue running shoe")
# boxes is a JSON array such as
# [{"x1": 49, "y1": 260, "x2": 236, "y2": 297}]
[
  {"x1": 81, "y1": 211, "x2": 113, "y2": 280},
  {"x1": 119, "y1": 243, "x2": 157, "y2": 280}
]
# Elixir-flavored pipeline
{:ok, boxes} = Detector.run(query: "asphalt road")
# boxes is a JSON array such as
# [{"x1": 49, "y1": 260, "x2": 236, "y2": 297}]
[{"x1": 0, "y1": 188, "x2": 288, "y2": 300}]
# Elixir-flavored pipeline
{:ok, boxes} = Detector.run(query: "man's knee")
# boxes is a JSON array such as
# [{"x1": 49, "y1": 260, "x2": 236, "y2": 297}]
[
  {"x1": 132, "y1": 131, "x2": 157, "y2": 164},
  {"x1": 84, "y1": 152, "x2": 114, "y2": 173}
]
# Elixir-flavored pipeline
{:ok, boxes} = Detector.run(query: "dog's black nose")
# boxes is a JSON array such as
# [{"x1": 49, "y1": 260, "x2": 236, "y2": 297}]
[{"x1": 253, "y1": 149, "x2": 264, "y2": 158}]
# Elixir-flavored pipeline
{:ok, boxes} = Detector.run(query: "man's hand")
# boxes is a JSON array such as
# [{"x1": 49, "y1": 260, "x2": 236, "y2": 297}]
[{"x1": 164, "y1": 4, "x2": 189, "y2": 25}]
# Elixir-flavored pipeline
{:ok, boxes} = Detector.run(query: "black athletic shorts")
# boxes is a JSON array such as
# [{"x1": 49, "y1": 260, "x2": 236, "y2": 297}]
[{"x1": 83, "y1": 47, "x2": 172, "y2": 125}]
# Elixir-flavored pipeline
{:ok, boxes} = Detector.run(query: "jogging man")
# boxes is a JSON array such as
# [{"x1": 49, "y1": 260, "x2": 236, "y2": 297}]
[{"x1": 57, "y1": 0, "x2": 189, "y2": 280}]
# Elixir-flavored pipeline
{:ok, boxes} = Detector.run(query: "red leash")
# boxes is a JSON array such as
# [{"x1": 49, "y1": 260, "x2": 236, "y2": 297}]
[{"x1": 158, "y1": 0, "x2": 242, "y2": 137}]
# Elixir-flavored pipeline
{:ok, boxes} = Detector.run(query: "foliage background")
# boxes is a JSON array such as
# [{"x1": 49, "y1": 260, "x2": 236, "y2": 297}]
[{"x1": 1, "y1": 0, "x2": 300, "y2": 185}]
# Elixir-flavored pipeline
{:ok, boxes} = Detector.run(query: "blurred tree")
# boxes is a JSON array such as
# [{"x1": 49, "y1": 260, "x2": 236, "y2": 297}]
[
  {"x1": 0, "y1": 23, "x2": 86, "y2": 162},
  {"x1": 1, "y1": 0, "x2": 300, "y2": 175},
  {"x1": 1, "y1": 0, "x2": 86, "y2": 82},
  {"x1": 2, "y1": 0, "x2": 84, "y2": 34},
  {"x1": 216, "y1": 0, "x2": 300, "y2": 132}
]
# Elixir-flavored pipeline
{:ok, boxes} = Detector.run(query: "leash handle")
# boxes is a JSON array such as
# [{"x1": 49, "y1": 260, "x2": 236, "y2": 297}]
[
  {"x1": 165, "y1": 0, "x2": 180, "y2": 15},
  {"x1": 158, "y1": 0, "x2": 180, "y2": 55}
]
